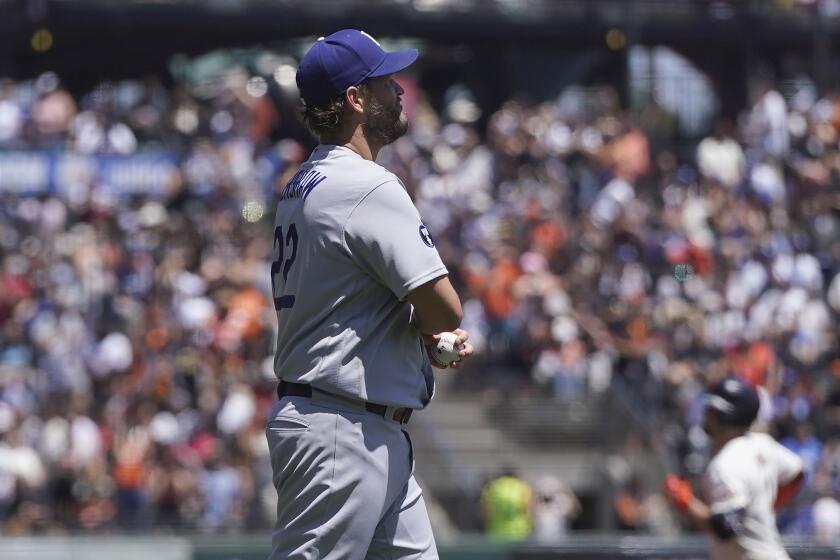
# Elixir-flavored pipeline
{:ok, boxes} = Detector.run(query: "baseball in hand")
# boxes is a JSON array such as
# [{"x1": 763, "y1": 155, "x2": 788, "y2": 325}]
[{"x1": 435, "y1": 332, "x2": 461, "y2": 364}]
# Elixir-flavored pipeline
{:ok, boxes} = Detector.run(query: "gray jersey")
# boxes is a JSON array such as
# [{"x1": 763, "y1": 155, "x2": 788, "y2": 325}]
[{"x1": 271, "y1": 144, "x2": 447, "y2": 409}]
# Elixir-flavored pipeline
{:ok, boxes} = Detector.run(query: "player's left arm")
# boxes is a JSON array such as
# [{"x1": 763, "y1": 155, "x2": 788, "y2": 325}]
[
  {"x1": 664, "y1": 476, "x2": 713, "y2": 530},
  {"x1": 664, "y1": 474, "x2": 746, "y2": 541}
]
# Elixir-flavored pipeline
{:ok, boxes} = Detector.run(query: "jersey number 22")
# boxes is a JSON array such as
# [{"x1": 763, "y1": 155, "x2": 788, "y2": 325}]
[{"x1": 271, "y1": 223, "x2": 298, "y2": 310}]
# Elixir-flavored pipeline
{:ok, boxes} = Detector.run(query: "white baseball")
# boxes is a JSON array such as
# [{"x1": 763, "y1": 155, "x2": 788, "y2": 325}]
[{"x1": 435, "y1": 332, "x2": 461, "y2": 364}]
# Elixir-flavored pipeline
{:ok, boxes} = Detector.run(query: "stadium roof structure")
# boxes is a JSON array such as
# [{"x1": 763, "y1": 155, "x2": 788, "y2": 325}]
[
  {"x1": 2, "y1": 0, "x2": 839, "y2": 44},
  {"x1": 1, "y1": 0, "x2": 839, "y2": 99}
]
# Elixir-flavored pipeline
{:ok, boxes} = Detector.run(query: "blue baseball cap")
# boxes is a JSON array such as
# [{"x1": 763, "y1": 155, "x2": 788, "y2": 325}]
[{"x1": 296, "y1": 29, "x2": 418, "y2": 107}]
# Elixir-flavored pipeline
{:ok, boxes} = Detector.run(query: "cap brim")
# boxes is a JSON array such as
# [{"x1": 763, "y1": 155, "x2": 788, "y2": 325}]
[{"x1": 368, "y1": 49, "x2": 418, "y2": 78}]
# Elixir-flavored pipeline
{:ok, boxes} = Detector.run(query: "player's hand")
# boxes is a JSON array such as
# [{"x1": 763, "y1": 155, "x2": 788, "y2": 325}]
[
  {"x1": 441, "y1": 328, "x2": 474, "y2": 369},
  {"x1": 422, "y1": 329, "x2": 474, "y2": 369},
  {"x1": 664, "y1": 474, "x2": 694, "y2": 513}
]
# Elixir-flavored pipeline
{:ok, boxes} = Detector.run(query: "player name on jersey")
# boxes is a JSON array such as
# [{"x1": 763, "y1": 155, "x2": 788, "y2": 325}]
[{"x1": 281, "y1": 168, "x2": 328, "y2": 201}]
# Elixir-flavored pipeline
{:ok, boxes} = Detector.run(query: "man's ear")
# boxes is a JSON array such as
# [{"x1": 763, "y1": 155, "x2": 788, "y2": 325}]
[{"x1": 345, "y1": 85, "x2": 365, "y2": 114}]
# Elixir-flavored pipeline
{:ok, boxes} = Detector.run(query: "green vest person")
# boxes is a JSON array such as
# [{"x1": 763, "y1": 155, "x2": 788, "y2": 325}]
[{"x1": 481, "y1": 473, "x2": 535, "y2": 540}]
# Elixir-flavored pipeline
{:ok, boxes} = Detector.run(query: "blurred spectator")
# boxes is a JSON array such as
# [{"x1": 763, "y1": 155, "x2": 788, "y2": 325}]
[
  {"x1": 614, "y1": 476, "x2": 645, "y2": 532},
  {"x1": 743, "y1": 72, "x2": 789, "y2": 160},
  {"x1": 782, "y1": 422, "x2": 824, "y2": 484},
  {"x1": 812, "y1": 491, "x2": 840, "y2": 543},
  {"x1": 531, "y1": 475, "x2": 580, "y2": 541},
  {"x1": 0, "y1": 79, "x2": 23, "y2": 145},
  {"x1": 480, "y1": 468, "x2": 534, "y2": 540},
  {"x1": 532, "y1": 339, "x2": 588, "y2": 398},
  {"x1": 696, "y1": 118, "x2": 745, "y2": 189},
  {"x1": 198, "y1": 451, "x2": 243, "y2": 532},
  {"x1": 31, "y1": 73, "x2": 77, "y2": 146}
]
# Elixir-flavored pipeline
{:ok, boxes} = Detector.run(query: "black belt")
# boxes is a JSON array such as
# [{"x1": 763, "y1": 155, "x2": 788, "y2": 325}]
[{"x1": 277, "y1": 381, "x2": 413, "y2": 425}]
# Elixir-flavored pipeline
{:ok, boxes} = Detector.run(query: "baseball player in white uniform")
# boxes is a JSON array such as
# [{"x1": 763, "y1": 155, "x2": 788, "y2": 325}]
[
  {"x1": 665, "y1": 377, "x2": 805, "y2": 560},
  {"x1": 265, "y1": 30, "x2": 474, "y2": 560}
]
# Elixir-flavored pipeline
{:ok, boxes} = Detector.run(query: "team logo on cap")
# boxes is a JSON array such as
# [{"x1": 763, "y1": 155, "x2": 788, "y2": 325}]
[{"x1": 419, "y1": 225, "x2": 435, "y2": 247}]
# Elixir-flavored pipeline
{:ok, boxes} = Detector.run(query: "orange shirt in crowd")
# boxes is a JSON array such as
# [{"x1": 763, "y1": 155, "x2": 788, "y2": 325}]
[
  {"x1": 532, "y1": 221, "x2": 566, "y2": 255},
  {"x1": 726, "y1": 341, "x2": 774, "y2": 388},
  {"x1": 465, "y1": 258, "x2": 521, "y2": 320}
]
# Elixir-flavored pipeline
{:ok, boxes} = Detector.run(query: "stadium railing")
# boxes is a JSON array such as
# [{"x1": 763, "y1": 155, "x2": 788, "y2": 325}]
[{"x1": 2, "y1": 535, "x2": 839, "y2": 560}]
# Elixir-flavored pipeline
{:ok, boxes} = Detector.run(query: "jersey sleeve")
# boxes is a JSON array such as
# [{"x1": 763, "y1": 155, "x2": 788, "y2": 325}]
[
  {"x1": 773, "y1": 439, "x2": 804, "y2": 484},
  {"x1": 344, "y1": 180, "x2": 448, "y2": 300},
  {"x1": 706, "y1": 461, "x2": 750, "y2": 515}
]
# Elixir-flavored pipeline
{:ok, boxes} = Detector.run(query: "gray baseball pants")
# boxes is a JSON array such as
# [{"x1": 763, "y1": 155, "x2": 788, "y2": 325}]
[{"x1": 265, "y1": 393, "x2": 438, "y2": 560}]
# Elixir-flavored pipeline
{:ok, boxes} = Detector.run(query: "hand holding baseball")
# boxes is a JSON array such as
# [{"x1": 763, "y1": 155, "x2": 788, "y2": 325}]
[{"x1": 425, "y1": 328, "x2": 474, "y2": 369}]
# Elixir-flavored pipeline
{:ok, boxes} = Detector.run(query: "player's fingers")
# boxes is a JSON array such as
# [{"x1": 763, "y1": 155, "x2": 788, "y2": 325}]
[
  {"x1": 453, "y1": 329, "x2": 470, "y2": 343},
  {"x1": 458, "y1": 343, "x2": 474, "y2": 357}
]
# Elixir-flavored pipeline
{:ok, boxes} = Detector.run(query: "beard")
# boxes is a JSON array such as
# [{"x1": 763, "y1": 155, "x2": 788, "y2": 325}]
[{"x1": 363, "y1": 95, "x2": 408, "y2": 147}]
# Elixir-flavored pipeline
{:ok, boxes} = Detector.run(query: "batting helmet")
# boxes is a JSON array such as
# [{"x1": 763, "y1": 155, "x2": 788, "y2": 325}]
[{"x1": 705, "y1": 376, "x2": 760, "y2": 428}]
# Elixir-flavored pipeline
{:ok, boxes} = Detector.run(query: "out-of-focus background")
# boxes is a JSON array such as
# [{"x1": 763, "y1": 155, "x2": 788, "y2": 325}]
[{"x1": 1, "y1": 0, "x2": 840, "y2": 558}]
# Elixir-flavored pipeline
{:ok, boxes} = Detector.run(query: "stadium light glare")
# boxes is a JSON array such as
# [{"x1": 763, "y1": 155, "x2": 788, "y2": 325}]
[
  {"x1": 246, "y1": 76, "x2": 268, "y2": 98},
  {"x1": 31, "y1": 28, "x2": 53, "y2": 53},
  {"x1": 273, "y1": 64, "x2": 297, "y2": 90},
  {"x1": 241, "y1": 200, "x2": 264, "y2": 223},
  {"x1": 605, "y1": 28, "x2": 626, "y2": 51}
]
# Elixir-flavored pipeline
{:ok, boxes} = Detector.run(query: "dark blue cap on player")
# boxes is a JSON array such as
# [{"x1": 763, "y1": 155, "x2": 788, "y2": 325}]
[
  {"x1": 705, "y1": 376, "x2": 760, "y2": 428},
  {"x1": 296, "y1": 29, "x2": 418, "y2": 107}
]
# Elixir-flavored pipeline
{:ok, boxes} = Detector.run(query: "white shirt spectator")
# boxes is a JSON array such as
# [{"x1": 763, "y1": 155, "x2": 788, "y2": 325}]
[
  {"x1": 70, "y1": 415, "x2": 103, "y2": 467},
  {"x1": 0, "y1": 99, "x2": 23, "y2": 143},
  {"x1": 697, "y1": 135, "x2": 745, "y2": 188},
  {"x1": 0, "y1": 441, "x2": 47, "y2": 489},
  {"x1": 812, "y1": 496, "x2": 840, "y2": 543},
  {"x1": 591, "y1": 177, "x2": 634, "y2": 228},
  {"x1": 217, "y1": 385, "x2": 256, "y2": 435},
  {"x1": 532, "y1": 475, "x2": 579, "y2": 541},
  {"x1": 747, "y1": 89, "x2": 789, "y2": 159},
  {"x1": 90, "y1": 332, "x2": 134, "y2": 377},
  {"x1": 828, "y1": 272, "x2": 840, "y2": 312}
]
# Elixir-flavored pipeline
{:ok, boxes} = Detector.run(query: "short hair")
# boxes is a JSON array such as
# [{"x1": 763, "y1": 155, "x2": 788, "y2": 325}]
[{"x1": 301, "y1": 82, "x2": 368, "y2": 138}]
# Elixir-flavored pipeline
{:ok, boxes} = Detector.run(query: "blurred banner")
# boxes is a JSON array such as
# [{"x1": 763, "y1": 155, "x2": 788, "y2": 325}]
[
  {"x1": 1, "y1": 537, "x2": 191, "y2": 560},
  {"x1": 0, "y1": 150, "x2": 179, "y2": 197}
]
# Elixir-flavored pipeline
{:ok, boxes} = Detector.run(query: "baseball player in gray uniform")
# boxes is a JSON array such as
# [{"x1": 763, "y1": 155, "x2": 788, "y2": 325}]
[{"x1": 265, "y1": 29, "x2": 474, "y2": 560}]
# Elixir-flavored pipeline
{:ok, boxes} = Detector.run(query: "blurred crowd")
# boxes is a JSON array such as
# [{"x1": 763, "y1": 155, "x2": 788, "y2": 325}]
[
  {"x1": 0, "y1": 70, "x2": 296, "y2": 533},
  {"x1": 1, "y1": 61, "x2": 840, "y2": 540}
]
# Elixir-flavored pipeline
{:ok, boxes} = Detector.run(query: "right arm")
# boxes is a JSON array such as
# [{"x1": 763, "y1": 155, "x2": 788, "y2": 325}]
[
  {"x1": 407, "y1": 275, "x2": 462, "y2": 335},
  {"x1": 408, "y1": 276, "x2": 474, "y2": 368},
  {"x1": 344, "y1": 180, "x2": 474, "y2": 367}
]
